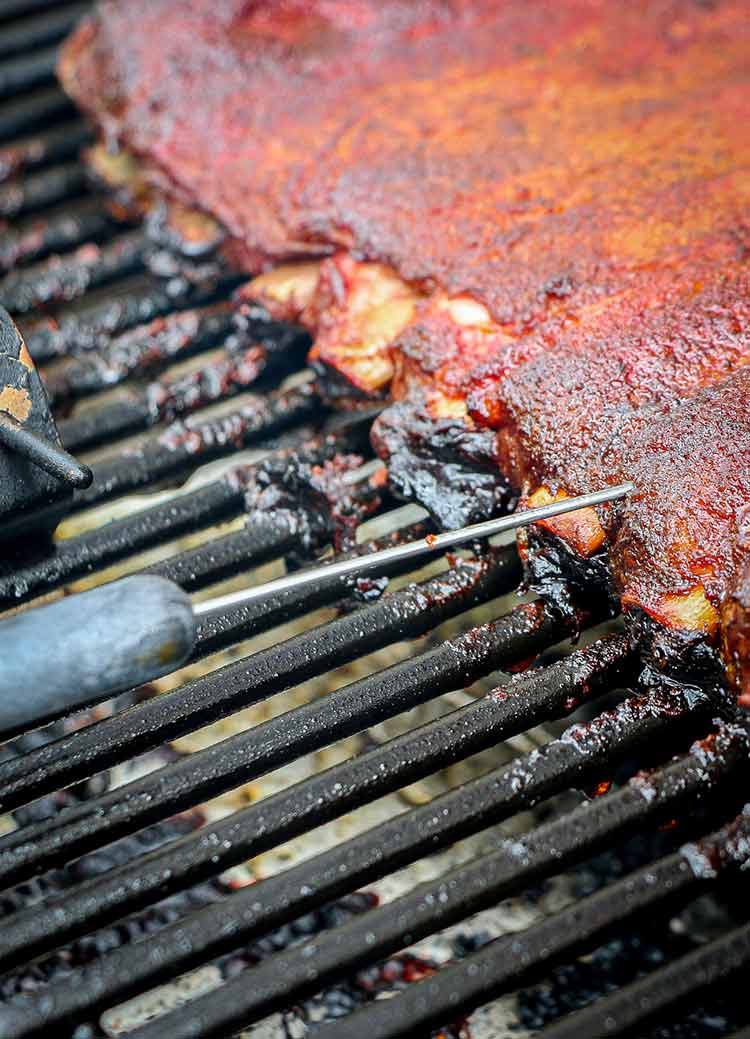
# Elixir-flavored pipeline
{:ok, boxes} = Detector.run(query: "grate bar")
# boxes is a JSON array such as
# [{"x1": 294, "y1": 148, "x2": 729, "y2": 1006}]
[
  {"x1": 0, "y1": 119, "x2": 91, "y2": 184},
  {"x1": 23, "y1": 274, "x2": 243, "y2": 361},
  {"x1": 0, "y1": 707, "x2": 737, "y2": 1039},
  {"x1": 138, "y1": 490, "x2": 387, "y2": 596},
  {"x1": 0, "y1": 429, "x2": 367, "y2": 610},
  {"x1": 0, "y1": 157, "x2": 86, "y2": 220},
  {"x1": 316, "y1": 809, "x2": 750, "y2": 1039},
  {"x1": 0, "y1": 634, "x2": 635, "y2": 971},
  {"x1": 140, "y1": 514, "x2": 301, "y2": 593},
  {"x1": 0, "y1": 3, "x2": 89, "y2": 60},
  {"x1": 44, "y1": 302, "x2": 241, "y2": 407},
  {"x1": 59, "y1": 346, "x2": 289, "y2": 448},
  {"x1": 0, "y1": 86, "x2": 75, "y2": 143},
  {"x1": 539, "y1": 919, "x2": 750, "y2": 1038},
  {"x1": 0, "y1": 44, "x2": 59, "y2": 102},
  {"x1": 0, "y1": 579, "x2": 556, "y2": 886},
  {"x1": 1, "y1": 229, "x2": 150, "y2": 313},
  {"x1": 135, "y1": 720, "x2": 747, "y2": 1039},
  {"x1": 0, "y1": 0, "x2": 84, "y2": 23},
  {"x1": 0, "y1": 475, "x2": 246, "y2": 609},
  {"x1": 0, "y1": 198, "x2": 115, "y2": 273},
  {"x1": 55, "y1": 325, "x2": 309, "y2": 451},
  {"x1": 66, "y1": 382, "x2": 323, "y2": 514},
  {"x1": 187, "y1": 515, "x2": 433, "y2": 658}
]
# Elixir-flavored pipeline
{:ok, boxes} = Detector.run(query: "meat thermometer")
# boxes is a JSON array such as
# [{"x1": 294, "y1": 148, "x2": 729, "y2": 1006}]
[{"x1": 0, "y1": 482, "x2": 633, "y2": 737}]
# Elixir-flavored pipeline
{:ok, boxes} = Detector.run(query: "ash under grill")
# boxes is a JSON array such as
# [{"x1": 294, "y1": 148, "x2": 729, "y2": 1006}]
[{"x1": 0, "y1": 5, "x2": 749, "y2": 1039}]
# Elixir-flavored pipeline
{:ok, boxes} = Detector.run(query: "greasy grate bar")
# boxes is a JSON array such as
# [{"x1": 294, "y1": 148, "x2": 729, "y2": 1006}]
[
  {"x1": 0, "y1": 510, "x2": 440, "y2": 810},
  {"x1": 0, "y1": 197, "x2": 115, "y2": 273},
  {"x1": 128, "y1": 721, "x2": 747, "y2": 1039},
  {"x1": 317, "y1": 807, "x2": 750, "y2": 1039},
  {"x1": 44, "y1": 302, "x2": 244, "y2": 407},
  {"x1": 0, "y1": 426, "x2": 362, "y2": 610},
  {"x1": 1, "y1": 227, "x2": 150, "y2": 312},
  {"x1": 139, "y1": 509, "x2": 313, "y2": 593},
  {"x1": 65, "y1": 382, "x2": 323, "y2": 513},
  {"x1": 0, "y1": 636, "x2": 636, "y2": 971},
  {"x1": 53, "y1": 313, "x2": 310, "y2": 450},
  {"x1": 0, "y1": 155, "x2": 87, "y2": 218},
  {"x1": 0, "y1": 2, "x2": 88, "y2": 60},
  {"x1": 0, "y1": 85, "x2": 75, "y2": 142},
  {"x1": 0, "y1": 551, "x2": 532, "y2": 882},
  {"x1": 0, "y1": 0, "x2": 83, "y2": 23},
  {"x1": 0, "y1": 470, "x2": 248, "y2": 608},
  {"x1": 188, "y1": 515, "x2": 433, "y2": 658},
  {"x1": 539, "y1": 919, "x2": 750, "y2": 1038},
  {"x1": 0, "y1": 709, "x2": 741, "y2": 1039},
  {"x1": 22, "y1": 272, "x2": 243, "y2": 360},
  {"x1": 0, "y1": 43, "x2": 60, "y2": 103},
  {"x1": 0, "y1": 119, "x2": 91, "y2": 183},
  {"x1": 61, "y1": 341, "x2": 301, "y2": 448}
]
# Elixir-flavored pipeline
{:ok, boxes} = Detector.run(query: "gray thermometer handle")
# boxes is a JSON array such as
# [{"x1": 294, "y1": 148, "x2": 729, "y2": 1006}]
[{"x1": 0, "y1": 575, "x2": 196, "y2": 739}]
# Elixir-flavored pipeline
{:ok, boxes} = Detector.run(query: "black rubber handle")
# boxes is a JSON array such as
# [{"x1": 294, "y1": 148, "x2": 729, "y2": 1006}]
[{"x1": 0, "y1": 575, "x2": 196, "y2": 739}]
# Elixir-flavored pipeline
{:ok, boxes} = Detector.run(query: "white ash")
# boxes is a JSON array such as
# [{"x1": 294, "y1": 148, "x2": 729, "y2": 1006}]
[{"x1": 101, "y1": 966, "x2": 223, "y2": 1037}]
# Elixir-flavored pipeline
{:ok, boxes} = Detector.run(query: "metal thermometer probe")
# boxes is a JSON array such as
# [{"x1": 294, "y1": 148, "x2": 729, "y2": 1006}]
[{"x1": 0, "y1": 482, "x2": 633, "y2": 737}]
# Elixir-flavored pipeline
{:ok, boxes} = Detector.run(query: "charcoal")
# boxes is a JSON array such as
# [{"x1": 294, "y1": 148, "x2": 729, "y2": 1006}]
[
  {"x1": 515, "y1": 839, "x2": 749, "y2": 1038},
  {"x1": 283, "y1": 949, "x2": 469, "y2": 1038}
]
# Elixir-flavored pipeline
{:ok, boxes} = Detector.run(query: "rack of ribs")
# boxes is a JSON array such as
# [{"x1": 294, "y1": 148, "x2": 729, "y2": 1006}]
[{"x1": 59, "y1": 0, "x2": 750, "y2": 694}]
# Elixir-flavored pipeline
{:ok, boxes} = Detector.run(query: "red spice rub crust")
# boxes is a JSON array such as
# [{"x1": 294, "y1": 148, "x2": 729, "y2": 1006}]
[{"x1": 61, "y1": 0, "x2": 750, "y2": 333}]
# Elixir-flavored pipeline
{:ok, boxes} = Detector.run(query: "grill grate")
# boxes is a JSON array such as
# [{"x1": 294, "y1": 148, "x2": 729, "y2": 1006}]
[{"x1": 0, "y1": 4, "x2": 748, "y2": 1038}]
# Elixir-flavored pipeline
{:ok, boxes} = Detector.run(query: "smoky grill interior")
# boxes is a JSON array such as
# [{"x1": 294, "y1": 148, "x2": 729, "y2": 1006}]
[{"x1": 0, "y1": 3, "x2": 749, "y2": 1038}]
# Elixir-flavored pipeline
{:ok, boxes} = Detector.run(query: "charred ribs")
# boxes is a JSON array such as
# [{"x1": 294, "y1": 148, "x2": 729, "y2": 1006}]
[{"x1": 60, "y1": 0, "x2": 750, "y2": 692}]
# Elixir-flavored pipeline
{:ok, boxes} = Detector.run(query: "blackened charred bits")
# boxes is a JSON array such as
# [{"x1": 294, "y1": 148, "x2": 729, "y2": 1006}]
[
  {"x1": 371, "y1": 401, "x2": 512, "y2": 530},
  {"x1": 243, "y1": 447, "x2": 383, "y2": 556}
]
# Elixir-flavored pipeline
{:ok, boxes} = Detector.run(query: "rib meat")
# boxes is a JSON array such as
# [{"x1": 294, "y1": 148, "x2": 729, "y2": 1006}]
[
  {"x1": 59, "y1": 0, "x2": 750, "y2": 690},
  {"x1": 61, "y1": 0, "x2": 750, "y2": 394}
]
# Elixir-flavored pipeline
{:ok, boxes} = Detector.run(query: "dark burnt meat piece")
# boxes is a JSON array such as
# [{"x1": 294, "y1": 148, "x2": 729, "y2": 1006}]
[{"x1": 371, "y1": 401, "x2": 511, "y2": 529}]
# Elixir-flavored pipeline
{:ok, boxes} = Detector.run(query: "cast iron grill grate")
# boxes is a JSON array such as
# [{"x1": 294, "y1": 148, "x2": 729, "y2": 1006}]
[{"x1": 0, "y1": 5, "x2": 748, "y2": 1039}]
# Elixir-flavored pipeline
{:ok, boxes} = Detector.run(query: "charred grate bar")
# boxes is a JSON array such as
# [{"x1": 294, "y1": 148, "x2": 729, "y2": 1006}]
[
  {"x1": 43, "y1": 302, "x2": 245, "y2": 407},
  {"x1": 538, "y1": 917, "x2": 750, "y2": 1038},
  {"x1": 0, "y1": 43, "x2": 60, "y2": 102},
  {"x1": 0, "y1": 2, "x2": 88, "y2": 61},
  {"x1": 1, "y1": 228, "x2": 150, "y2": 311},
  {"x1": 0, "y1": 197, "x2": 115, "y2": 273},
  {"x1": 0, "y1": 554, "x2": 535, "y2": 884},
  {"x1": 317, "y1": 807, "x2": 750, "y2": 1039},
  {"x1": 0, "y1": 86, "x2": 75, "y2": 143},
  {"x1": 65, "y1": 381, "x2": 324, "y2": 513},
  {"x1": 21, "y1": 273, "x2": 244, "y2": 361},
  {"x1": 0, "y1": 119, "x2": 91, "y2": 183},
  {"x1": 50, "y1": 307, "x2": 310, "y2": 449},
  {"x1": 0, "y1": 710, "x2": 744, "y2": 1039},
  {"x1": 127, "y1": 722, "x2": 748, "y2": 1039},
  {"x1": 0, "y1": 0, "x2": 85, "y2": 23},
  {"x1": 0, "y1": 509, "x2": 440, "y2": 809},
  {"x1": 0, "y1": 422, "x2": 371, "y2": 610},
  {"x1": 0, "y1": 636, "x2": 637, "y2": 971},
  {"x1": 0, "y1": 155, "x2": 87, "y2": 219}
]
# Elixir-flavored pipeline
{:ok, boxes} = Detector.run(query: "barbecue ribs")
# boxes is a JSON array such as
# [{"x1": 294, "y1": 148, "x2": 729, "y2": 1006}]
[{"x1": 60, "y1": 0, "x2": 750, "y2": 691}]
